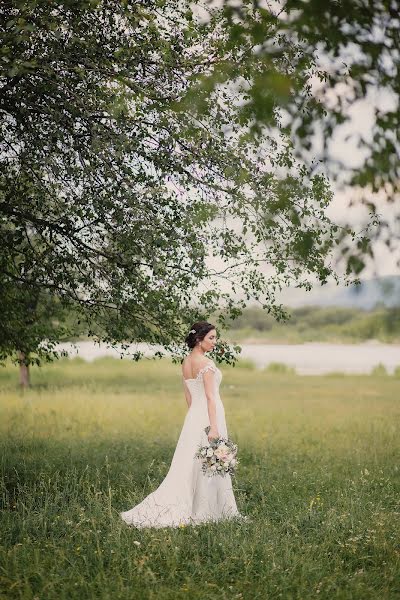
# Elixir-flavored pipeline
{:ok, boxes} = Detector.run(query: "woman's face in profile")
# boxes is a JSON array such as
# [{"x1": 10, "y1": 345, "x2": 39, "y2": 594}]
[{"x1": 202, "y1": 329, "x2": 217, "y2": 352}]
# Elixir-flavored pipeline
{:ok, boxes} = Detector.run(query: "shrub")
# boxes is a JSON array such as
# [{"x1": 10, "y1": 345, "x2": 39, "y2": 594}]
[
  {"x1": 233, "y1": 358, "x2": 257, "y2": 370},
  {"x1": 264, "y1": 362, "x2": 296, "y2": 375},
  {"x1": 370, "y1": 363, "x2": 388, "y2": 376}
]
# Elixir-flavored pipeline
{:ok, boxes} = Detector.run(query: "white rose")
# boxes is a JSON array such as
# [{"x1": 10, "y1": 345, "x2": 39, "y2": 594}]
[
  {"x1": 206, "y1": 448, "x2": 214, "y2": 457},
  {"x1": 201, "y1": 449, "x2": 207, "y2": 456},
  {"x1": 223, "y1": 461, "x2": 230, "y2": 467},
  {"x1": 210, "y1": 465, "x2": 217, "y2": 471}
]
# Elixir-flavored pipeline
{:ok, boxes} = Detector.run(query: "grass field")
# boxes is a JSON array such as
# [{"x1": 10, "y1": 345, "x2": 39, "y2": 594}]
[{"x1": 0, "y1": 357, "x2": 399, "y2": 599}]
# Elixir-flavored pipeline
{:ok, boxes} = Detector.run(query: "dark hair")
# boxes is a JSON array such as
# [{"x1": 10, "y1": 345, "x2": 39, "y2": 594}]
[{"x1": 185, "y1": 321, "x2": 216, "y2": 349}]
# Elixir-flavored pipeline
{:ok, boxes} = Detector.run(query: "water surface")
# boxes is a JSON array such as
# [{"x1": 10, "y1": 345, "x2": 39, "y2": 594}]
[{"x1": 55, "y1": 341, "x2": 400, "y2": 375}]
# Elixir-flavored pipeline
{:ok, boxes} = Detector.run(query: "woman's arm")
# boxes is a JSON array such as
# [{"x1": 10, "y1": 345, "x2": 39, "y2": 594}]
[{"x1": 203, "y1": 368, "x2": 219, "y2": 440}]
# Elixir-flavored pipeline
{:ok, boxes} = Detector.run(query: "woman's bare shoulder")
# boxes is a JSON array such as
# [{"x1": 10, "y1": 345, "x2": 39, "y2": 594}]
[
  {"x1": 195, "y1": 356, "x2": 215, "y2": 369},
  {"x1": 181, "y1": 355, "x2": 215, "y2": 379},
  {"x1": 201, "y1": 355, "x2": 214, "y2": 365},
  {"x1": 197, "y1": 358, "x2": 216, "y2": 374}
]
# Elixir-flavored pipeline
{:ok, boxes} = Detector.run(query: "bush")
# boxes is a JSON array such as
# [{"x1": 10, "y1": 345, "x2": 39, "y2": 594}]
[
  {"x1": 233, "y1": 358, "x2": 257, "y2": 370},
  {"x1": 370, "y1": 363, "x2": 388, "y2": 376},
  {"x1": 264, "y1": 362, "x2": 296, "y2": 375}
]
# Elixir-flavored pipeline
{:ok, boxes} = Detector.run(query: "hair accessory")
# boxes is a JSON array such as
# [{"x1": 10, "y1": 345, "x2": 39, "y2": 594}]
[{"x1": 189, "y1": 329, "x2": 196, "y2": 334}]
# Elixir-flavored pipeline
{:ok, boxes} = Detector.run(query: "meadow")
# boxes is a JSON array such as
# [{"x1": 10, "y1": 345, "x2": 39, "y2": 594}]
[{"x1": 0, "y1": 357, "x2": 399, "y2": 599}]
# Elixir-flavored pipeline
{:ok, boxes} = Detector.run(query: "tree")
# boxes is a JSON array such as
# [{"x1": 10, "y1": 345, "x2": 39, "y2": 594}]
[
  {"x1": 0, "y1": 0, "x2": 353, "y2": 371},
  {"x1": 188, "y1": 0, "x2": 400, "y2": 272},
  {"x1": 0, "y1": 280, "x2": 70, "y2": 386}
]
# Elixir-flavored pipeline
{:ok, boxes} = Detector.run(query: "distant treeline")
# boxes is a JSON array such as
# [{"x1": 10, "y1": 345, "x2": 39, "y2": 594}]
[
  {"x1": 60, "y1": 304, "x2": 400, "y2": 344},
  {"x1": 222, "y1": 306, "x2": 400, "y2": 343}
]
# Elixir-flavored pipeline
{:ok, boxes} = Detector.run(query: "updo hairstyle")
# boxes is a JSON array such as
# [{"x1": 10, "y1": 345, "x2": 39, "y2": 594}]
[{"x1": 185, "y1": 321, "x2": 216, "y2": 349}]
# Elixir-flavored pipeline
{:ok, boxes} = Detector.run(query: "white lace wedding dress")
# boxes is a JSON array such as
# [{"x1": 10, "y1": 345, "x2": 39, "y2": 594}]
[{"x1": 120, "y1": 364, "x2": 243, "y2": 528}]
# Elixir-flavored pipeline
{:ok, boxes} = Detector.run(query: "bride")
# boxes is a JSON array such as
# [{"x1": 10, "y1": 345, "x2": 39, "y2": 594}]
[{"x1": 120, "y1": 321, "x2": 244, "y2": 528}]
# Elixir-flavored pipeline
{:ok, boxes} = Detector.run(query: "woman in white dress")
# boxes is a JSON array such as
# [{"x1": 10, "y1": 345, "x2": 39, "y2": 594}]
[{"x1": 120, "y1": 321, "x2": 244, "y2": 528}]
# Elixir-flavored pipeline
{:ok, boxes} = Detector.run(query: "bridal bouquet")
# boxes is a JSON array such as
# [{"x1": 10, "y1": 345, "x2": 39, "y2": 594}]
[{"x1": 195, "y1": 426, "x2": 239, "y2": 477}]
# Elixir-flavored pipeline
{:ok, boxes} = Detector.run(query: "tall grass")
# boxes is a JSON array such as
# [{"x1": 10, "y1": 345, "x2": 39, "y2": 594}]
[{"x1": 1, "y1": 358, "x2": 399, "y2": 599}]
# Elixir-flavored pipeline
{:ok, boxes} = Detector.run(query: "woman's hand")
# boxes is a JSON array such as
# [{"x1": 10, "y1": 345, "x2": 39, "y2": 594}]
[{"x1": 207, "y1": 427, "x2": 220, "y2": 442}]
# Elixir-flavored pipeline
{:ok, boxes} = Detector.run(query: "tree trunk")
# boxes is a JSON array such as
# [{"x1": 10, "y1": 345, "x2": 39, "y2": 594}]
[{"x1": 18, "y1": 351, "x2": 30, "y2": 388}]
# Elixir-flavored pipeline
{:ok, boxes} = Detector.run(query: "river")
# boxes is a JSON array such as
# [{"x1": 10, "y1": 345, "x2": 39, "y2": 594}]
[{"x1": 55, "y1": 340, "x2": 400, "y2": 375}]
